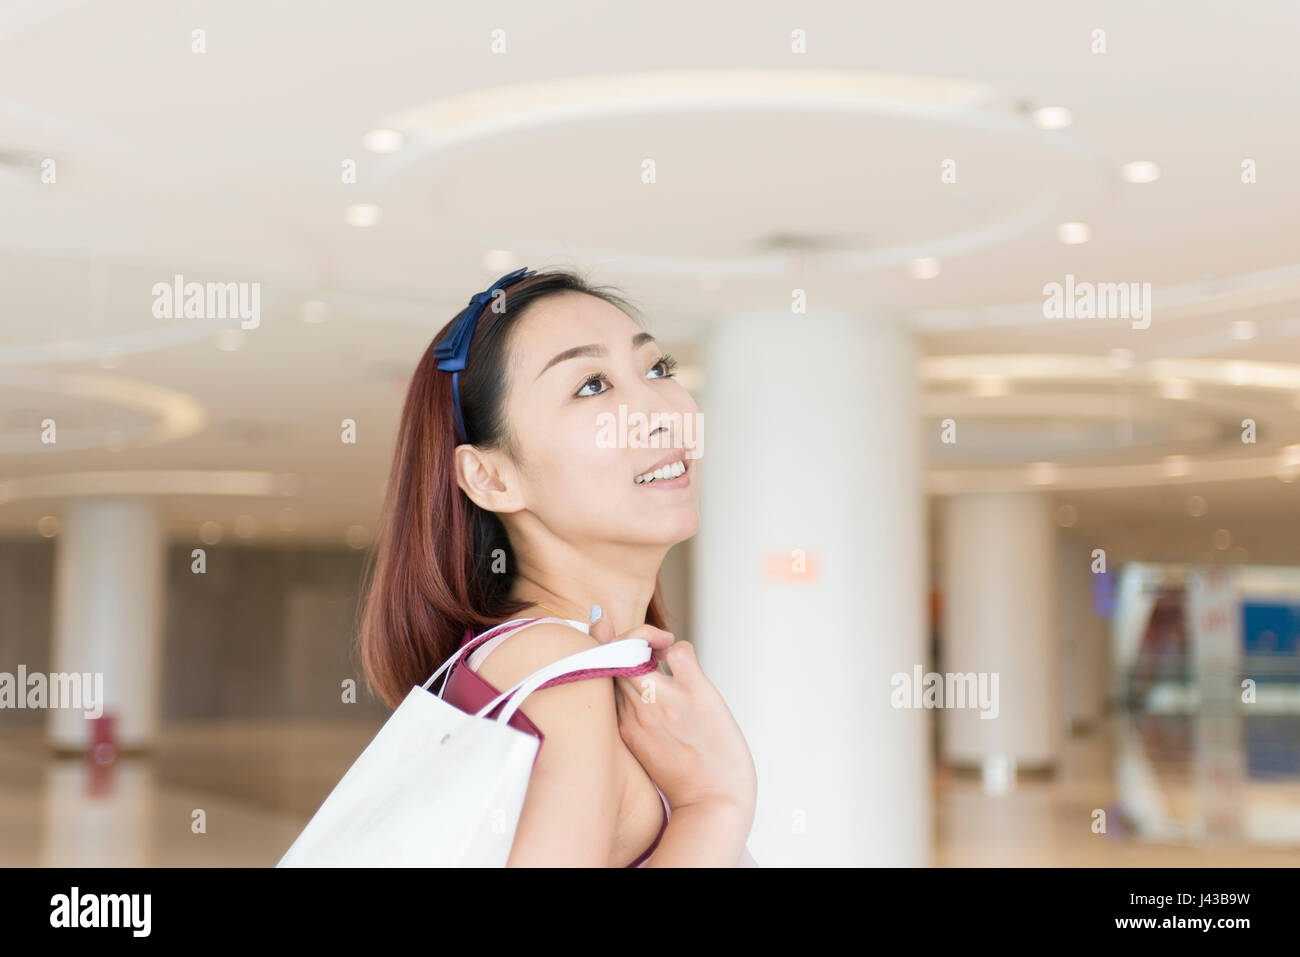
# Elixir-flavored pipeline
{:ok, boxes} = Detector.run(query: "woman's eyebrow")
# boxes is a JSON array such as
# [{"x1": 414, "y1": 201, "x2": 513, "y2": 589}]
[{"x1": 535, "y1": 332, "x2": 656, "y2": 380}]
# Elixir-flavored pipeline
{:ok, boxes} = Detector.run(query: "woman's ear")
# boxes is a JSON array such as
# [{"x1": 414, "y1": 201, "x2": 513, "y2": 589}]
[{"x1": 453, "y1": 445, "x2": 524, "y2": 514}]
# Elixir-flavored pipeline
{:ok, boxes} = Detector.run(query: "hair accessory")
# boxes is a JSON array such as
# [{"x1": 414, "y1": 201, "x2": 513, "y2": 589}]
[{"x1": 434, "y1": 266, "x2": 536, "y2": 442}]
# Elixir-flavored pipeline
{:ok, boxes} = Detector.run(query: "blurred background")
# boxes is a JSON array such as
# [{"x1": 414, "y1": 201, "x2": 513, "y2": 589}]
[{"x1": 1, "y1": 0, "x2": 1298, "y2": 867}]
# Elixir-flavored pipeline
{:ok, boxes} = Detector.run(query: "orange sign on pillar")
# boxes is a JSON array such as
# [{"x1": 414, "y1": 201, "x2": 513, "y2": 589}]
[{"x1": 763, "y1": 548, "x2": 820, "y2": 582}]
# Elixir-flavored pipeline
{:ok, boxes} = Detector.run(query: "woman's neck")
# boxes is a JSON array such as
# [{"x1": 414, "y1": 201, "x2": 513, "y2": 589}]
[{"x1": 507, "y1": 541, "x2": 665, "y2": 631}]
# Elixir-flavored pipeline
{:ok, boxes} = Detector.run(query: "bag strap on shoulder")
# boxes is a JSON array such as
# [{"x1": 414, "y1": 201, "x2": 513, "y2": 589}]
[
  {"x1": 475, "y1": 636, "x2": 657, "y2": 725},
  {"x1": 422, "y1": 617, "x2": 544, "y2": 696},
  {"x1": 422, "y1": 617, "x2": 657, "y2": 711}
]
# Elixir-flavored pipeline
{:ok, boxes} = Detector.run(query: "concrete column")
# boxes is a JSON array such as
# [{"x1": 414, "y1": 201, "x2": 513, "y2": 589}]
[
  {"x1": 48, "y1": 497, "x2": 165, "y2": 751},
  {"x1": 693, "y1": 310, "x2": 929, "y2": 866},
  {"x1": 941, "y1": 492, "x2": 1063, "y2": 779}
]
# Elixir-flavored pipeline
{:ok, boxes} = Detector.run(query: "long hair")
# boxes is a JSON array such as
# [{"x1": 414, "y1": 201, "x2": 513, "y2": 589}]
[{"x1": 358, "y1": 268, "x2": 673, "y2": 709}]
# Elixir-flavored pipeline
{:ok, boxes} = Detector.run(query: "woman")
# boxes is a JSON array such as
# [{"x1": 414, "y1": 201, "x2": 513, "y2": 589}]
[{"x1": 359, "y1": 267, "x2": 758, "y2": 866}]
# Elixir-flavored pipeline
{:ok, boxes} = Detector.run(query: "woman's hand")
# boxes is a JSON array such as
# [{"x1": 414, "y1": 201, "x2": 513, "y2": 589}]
[{"x1": 588, "y1": 609, "x2": 757, "y2": 819}]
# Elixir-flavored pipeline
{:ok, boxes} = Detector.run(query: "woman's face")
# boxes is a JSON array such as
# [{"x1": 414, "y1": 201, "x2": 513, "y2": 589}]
[{"x1": 493, "y1": 291, "x2": 701, "y2": 548}]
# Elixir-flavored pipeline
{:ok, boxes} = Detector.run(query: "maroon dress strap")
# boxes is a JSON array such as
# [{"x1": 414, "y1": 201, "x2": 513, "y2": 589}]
[{"x1": 626, "y1": 794, "x2": 670, "y2": 868}]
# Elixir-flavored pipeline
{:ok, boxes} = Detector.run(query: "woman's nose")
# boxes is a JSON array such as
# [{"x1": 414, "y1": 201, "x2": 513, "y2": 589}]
[{"x1": 629, "y1": 374, "x2": 691, "y2": 446}]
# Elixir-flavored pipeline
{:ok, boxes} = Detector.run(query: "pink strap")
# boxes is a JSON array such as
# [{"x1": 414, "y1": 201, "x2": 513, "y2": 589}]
[{"x1": 532, "y1": 660, "x2": 660, "y2": 690}]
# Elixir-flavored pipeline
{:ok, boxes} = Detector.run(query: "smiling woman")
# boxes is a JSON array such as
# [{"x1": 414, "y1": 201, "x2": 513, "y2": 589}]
[{"x1": 357, "y1": 267, "x2": 757, "y2": 867}]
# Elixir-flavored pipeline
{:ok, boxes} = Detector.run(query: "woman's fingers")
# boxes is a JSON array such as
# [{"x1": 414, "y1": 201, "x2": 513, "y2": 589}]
[
  {"x1": 583, "y1": 607, "x2": 675, "y2": 700},
  {"x1": 638, "y1": 627, "x2": 675, "y2": 658},
  {"x1": 660, "y1": 639, "x2": 698, "y2": 682},
  {"x1": 585, "y1": 607, "x2": 673, "y2": 662},
  {"x1": 616, "y1": 640, "x2": 703, "y2": 706},
  {"x1": 616, "y1": 668, "x2": 666, "y2": 707},
  {"x1": 610, "y1": 624, "x2": 674, "y2": 663},
  {"x1": 588, "y1": 605, "x2": 615, "y2": 644}
]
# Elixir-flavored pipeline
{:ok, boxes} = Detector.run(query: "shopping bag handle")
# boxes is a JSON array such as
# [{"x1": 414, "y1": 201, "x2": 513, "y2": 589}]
[
  {"x1": 422, "y1": 618, "x2": 536, "y2": 696},
  {"x1": 422, "y1": 616, "x2": 653, "y2": 699},
  {"x1": 475, "y1": 637, "x2": 656, "y2": 725}
]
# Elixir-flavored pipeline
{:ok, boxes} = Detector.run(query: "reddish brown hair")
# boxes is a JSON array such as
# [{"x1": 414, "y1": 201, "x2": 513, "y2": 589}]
[{"x1": 358, "y1": 269, "x2": 672, "y2": 709}]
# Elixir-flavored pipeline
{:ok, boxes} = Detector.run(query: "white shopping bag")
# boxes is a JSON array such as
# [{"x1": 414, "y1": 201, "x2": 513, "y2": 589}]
[{"x1": 276, "y1": 635, "x2": 653, "y2": 867}]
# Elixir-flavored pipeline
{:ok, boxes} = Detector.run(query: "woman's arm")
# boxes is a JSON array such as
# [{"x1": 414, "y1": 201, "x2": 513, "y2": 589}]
[
  {"x1": 476, "y1": 624, "x2": 622, "y2": 866},
  {"x1": 642, "y1": 798, "x2": 751, "y2": 867},
  {"x1": 476, "y1": 623, "x2": 741, "y2": 867}
]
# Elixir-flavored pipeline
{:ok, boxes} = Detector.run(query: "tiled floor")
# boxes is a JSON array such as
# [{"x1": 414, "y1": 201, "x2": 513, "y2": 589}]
[
  {"x1": 2, "y1": 712, "x2": 1297, "y2": 866},
  {"x1": 935, "y1": 714, "x2": 1300, "y2": 866}
]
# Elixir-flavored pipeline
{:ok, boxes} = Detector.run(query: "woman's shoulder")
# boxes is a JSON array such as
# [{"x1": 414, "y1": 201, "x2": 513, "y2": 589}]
[
  {"x1": 471, "y1": 618, "x2": 602, "y2": 699},
  {"x1": 469, "y1": 617, "x2": 664, "y2": 867},
  {"x1": 475, "y1": 619, "x2": 626, "y2": 795}
]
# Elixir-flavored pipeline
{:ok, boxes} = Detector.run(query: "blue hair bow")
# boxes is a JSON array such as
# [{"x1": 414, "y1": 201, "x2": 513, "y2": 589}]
[{"x1": 434, "y1": 266, "x2": 535, "y2": 442}]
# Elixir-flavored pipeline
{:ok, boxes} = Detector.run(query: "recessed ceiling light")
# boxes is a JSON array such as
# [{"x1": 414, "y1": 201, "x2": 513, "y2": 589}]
[
  {"x1": 1121, "y1": 161, "x2": 1160, "y2": 184},
  {"x1": 362, "y1": 129, "x2": 404, "y2": 153},
  {"x1": 1055, "y1": 503, "x2": 1078, "y2": 527},
  {"x1": 1211, "y1": 528, "x2": 1231, "y2": 550},
  {"x1": 345, "y1": 204, "x2": 381, "y2": 227},
  {"x1": 1056, "y1": 222, "x2": 1091, "y2": 245},
  {"x1": 1185, "y1": 495, "x2": 1207, "y2": 517},
  {"x1": 1230, "y1": 319, "x2": 1256, "y2": 341},
  {"x1": 907, "y1": 257, "x2": 941, "y2": 279},
  {"x1": 1032, "y1": 106, "x2": 1073, "y2": 130}
]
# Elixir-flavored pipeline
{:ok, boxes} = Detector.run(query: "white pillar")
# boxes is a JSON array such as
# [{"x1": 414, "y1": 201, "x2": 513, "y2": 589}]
[
  {"x1": 941, "y1": 492, "x2": 1063, "y2": 775},
  {"x1": 48, "y1": 497, "x2": 165, "y2": 751},
  {"x1": 693, "y1": 310, "x2": 929, "y2": 866}
]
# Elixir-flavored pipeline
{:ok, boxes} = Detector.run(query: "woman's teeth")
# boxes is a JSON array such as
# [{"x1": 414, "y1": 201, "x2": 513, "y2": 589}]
[{"x1": 635, "y1": 460, "x2": 686, "y2": 484}]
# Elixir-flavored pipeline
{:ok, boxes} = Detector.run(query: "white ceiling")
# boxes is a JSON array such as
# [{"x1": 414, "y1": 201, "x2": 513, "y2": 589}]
[{"x1": 0, "y1": 0, "x2": 1298, "y2": 555}]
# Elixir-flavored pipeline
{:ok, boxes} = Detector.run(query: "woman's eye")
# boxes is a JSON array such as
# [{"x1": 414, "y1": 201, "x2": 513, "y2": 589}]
[
  {"x1": 576, "y1": 355, "x2": 676, "y2": 397},
  {"x1": 648, "y1": 353, "x2": 679, "y2": 379}
]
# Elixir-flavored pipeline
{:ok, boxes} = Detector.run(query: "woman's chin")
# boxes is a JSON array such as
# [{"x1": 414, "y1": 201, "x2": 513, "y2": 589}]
[
  {"x1": 627, "y1": 506, "x2": 699, "y2": 546},
  {"x1": 663, "y1": 507, "x2": 700, "y2": 543}
]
